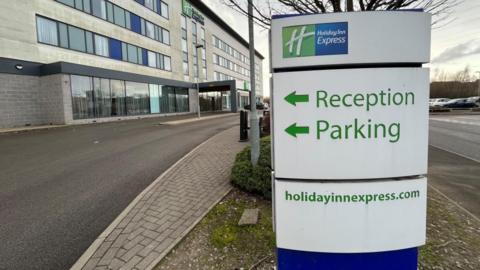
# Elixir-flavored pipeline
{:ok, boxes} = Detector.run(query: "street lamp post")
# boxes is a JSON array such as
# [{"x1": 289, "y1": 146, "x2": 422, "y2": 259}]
[{"x1": 195, "y1": 44, "x2": 204, "y2": 118}]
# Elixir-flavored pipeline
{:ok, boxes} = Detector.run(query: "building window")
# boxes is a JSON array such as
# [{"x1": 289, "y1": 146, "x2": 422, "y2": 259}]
[
  {"x1": 36, "y1": 17, "x2": 58, "y2": 45},
  {"x1": 113, "y1": 5, "x2": 126, "y2": 27},
  {"x1": 93, "y1": 77, "x2": 112, "y2": 117},
  {"x1": 126, "y1": 82, "x2": 150, "y2": 115},
  {"x1": 164, "y1": 56, "x2": 171, "y2": 71},
  {"x1": 36, "y1": 16, "x2": 171, "y2": 71},
  {"x1": 111, "y1": 79, "x2": 126, "y2": 116},
  {"x1": 58, "y1": 23, "x2": 69, "y2": 48},
  {"x1": 162, "y1": 29, "x2": 170, "y2": 45},
  {"x1": 147, "y1": 51, "x2": 157, "y2": 68},
  {"x1": 68, "y1": 25, "x2": 87, "y2": 52},
  {"x1": 149, "y1": 84, "x2": 160, "y2": 114},
  {"x1": 160, "y1": 1, "x2": 169, "y2": 19},
  {"x1": 175, "y1": 88, "x2": 189, "y2": 112},
  {"x1": 146, "y1": 21, "x2": 155, "y2": 39},
  {"x1": 192, "y1": 22, "x2": 197, "y2": 44},
  {"x1": 126, "y1": 44, "x2": 138, "y2": 64},
  {"x1": 57, "y1": 0, "x2": 169, "y2": 46},
  {"x1": 94, "y1": 34, "x2": 109, "y2": 56},
  {"x1": 92, "y1": 0, "x2": 107, "y2": 19},
  {"x1": 71, "y1": 75, "x2": 94, "y2": 119},
  {"x1": 181, "y1": 15, "x2": 188, "y2": 76}
]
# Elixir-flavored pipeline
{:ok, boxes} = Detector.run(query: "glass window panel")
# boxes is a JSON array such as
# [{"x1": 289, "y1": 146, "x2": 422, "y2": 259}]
[
  {"x1": 146, "y1": 21, "x2": 155, "y2": 39},
  {"x1": 121, "y1": 42, "x2": 128, "y2": 61},
  {"x1": 140, "y1": 19, "x2": 145, "y2": 35},
  {"x1": 157, "y1": 54, "x2": 163, "y2": 69},
  {"x1": 126, "y1": 82, "x2": 150, "y2": 115},
  {"x1": 58, "y1": 0, "x2": 75, "y2": 7},
  {"x1": 71, "y1": 75, "x2": 94, "y2": 119},
  {"x1": 59, "y1": 23, "x2": 69, "y2": 48},
  {"x1": 93, "y1": 77, "x2": 111, "y2": 117},
  {"x1": 147, "y1": 51, "x2": 157, "y2": 68},
  {"x1": 74, "y1": 0, "x2": 83, "y2": 9},
  {"x1": 145, "y1": 0, "x2": 154, "y2": 10},
  {"x1": 156, "y1": 27, "x2": 162, "y2": 42},
  {"x1": 181, "y1": 16, "x2": 186, "y2": 29},
  {"x1": 200, "y1": 27, "x2": 205, "y2": 40},
  {"x1": 36, "y1": 17, "x2": 58, "y2": 46},
  {"x1": 125, "y1": 11, "x2": 131, "y2": 29},
  {"x1": 94, "y1": 34, "x2": 109, "y2": 56},
  {"x1": 127, "y1": 44, "x2": 138, "y2": 63},
  {"x1": 83, "y1": 0, "x2": 91, "y2": 13},
  {"x1": 175, "y1": 88, "x2": 189, "y2": 112},
  {"x1": 110, "y1": 79, "x2": 126, "y2": 116},
  {"x1": 164, "y1": 55, "x2": 171, "y2": 71},
  {"x1": 86, "y1": 31, "x2": 94, "y2": 53},
  {"x1": 149, "y1": 84, "x2": 160, "y2": 113},
  {"x1": 181, "y1": 39, "x2": 188, "y2": 52},
  {"x1": 68, "y1": 25, "x2": 86, "y2": 52},
  {"x1": 183, "y1": 62, "x2": 188, "y2": 75},
  {"x1": 92, "y1": 0, "x2": 107, "y2": 19},
  {"x1": 162, "y1": 86, "x2": 176, "y2": 113},
  {"x1": 113, "y1": 5, "x2": 126, "y2": 27},
  {"x1": 162, "y1": 29, "x2": 170, "y2": 45},
  {"x1": 106, "y1": 2, "x2": 114, "y2": 22},
  {"x1": 161, "y1": 2, "x2": 169, "y2": 19},
  {"x1": 137, "y1": 47, "x2": 143, "y2": 64}
]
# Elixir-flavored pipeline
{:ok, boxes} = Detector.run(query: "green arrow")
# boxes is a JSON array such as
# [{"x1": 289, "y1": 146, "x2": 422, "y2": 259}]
[
  {"x1": 284, "y1": 91, "x2": 309, "y2": 106},
  {"x1": 285, "y1": 123, "x2": 310, "y2": 138}
]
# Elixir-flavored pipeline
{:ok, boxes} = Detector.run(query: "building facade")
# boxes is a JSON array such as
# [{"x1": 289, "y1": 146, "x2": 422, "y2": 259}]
[{"x1": 0, "y1": 0, "x2": 264, "y2": 128}]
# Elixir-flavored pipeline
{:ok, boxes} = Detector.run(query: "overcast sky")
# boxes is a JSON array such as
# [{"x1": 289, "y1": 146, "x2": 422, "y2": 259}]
[{"x1": 203, "y1": 0, "x2": 480, "y2": 97}]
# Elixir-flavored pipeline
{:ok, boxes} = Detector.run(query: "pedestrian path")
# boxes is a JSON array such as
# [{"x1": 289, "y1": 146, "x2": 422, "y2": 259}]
[{"x1": 71, "y1": 126, "x2": 245, "y2": 270}]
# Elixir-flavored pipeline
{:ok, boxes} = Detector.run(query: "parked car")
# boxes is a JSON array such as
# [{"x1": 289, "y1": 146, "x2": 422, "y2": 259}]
[
  {"x1": 244, "y1": 103, "x2": 266, "y2": 110},
  {"x1": 467, "y1": 96, "x2": 480, "y2": 104},
  {"x1": 429, "y1": 98, "x2": 450, "y2": 107},
  {"x1": 442, "y1": 98, "x2": 477, "y2": 109}
]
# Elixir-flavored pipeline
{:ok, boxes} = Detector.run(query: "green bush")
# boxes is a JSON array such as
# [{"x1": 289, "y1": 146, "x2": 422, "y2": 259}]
[{"x1": 231, "y1": 136, "x2": 272, "y2": 199}]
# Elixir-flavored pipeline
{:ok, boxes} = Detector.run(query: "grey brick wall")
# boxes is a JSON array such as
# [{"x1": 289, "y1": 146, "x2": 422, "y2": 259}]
[{"x1": 0, "y1": 74, "x2": 67, "y2": 128}]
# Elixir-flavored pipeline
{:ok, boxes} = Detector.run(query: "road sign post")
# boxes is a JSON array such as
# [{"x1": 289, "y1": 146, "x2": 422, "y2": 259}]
[{"x1": 270, "y1": 11, "x2": 431, "y2": 269}]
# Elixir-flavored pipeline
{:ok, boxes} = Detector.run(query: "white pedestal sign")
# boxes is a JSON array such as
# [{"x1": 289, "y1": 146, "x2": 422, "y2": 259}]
[{"x1": 270, "y1": 11, "x2": 431, "y2": 269}]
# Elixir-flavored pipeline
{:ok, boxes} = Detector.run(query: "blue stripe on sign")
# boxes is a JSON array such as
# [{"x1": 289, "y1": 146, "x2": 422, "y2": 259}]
[{"x1": 277, "y1": 248, "x2": 418, "y2": 270}]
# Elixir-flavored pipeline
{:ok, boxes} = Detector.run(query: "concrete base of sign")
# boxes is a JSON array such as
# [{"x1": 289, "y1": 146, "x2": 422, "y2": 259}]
[{"x1": 277, "y1": 247, "x2": 418, "y2": 270}]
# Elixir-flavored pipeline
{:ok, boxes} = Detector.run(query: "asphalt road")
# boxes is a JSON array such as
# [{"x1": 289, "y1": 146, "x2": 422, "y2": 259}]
[
  {"x1": 428, "y1": 113, "x2": 480, "y2": 218},
  {"x1": 0, "y1": 115, "x2": 238, "y2": 270}
]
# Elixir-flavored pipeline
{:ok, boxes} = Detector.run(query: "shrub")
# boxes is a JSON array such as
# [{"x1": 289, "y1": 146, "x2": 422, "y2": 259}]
[{"x1": 231, "y1": 136, "x2": 272, "y2": 199}]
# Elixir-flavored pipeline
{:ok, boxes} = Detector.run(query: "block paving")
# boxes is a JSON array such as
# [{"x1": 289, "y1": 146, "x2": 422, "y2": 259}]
[{"x1": 79, "y1": 127, "x2": 245, "y2": 270}]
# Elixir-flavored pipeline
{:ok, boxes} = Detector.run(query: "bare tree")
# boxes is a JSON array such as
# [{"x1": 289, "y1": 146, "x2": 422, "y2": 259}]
[{"x1": 221, "y1": 0, "x2": 462, "y2": 29}]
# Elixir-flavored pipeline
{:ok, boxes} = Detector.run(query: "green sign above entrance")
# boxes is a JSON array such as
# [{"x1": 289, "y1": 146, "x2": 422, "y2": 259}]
[{"x1": 182, "y1": 0, "x2": 205, "y2": 25}]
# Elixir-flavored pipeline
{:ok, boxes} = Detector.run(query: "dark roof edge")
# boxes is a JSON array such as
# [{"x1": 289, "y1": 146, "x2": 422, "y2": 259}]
[{"x1": 190, "y1": 0, "x2": 265, "y2": 60}]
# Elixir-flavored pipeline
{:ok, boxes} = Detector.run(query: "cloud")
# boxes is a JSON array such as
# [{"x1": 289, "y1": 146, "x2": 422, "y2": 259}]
[{"x1": 432, "y1": 39, "x2": 480, "y2": 63}]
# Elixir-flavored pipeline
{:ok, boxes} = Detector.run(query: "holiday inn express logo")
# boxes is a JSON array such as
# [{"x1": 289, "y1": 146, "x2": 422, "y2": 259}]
[{"x1": 282, "y1": 22, "x2": 348, "y2": 58}]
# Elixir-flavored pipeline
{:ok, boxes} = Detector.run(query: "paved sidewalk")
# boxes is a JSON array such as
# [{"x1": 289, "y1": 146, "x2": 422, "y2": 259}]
[{"x1": 71, "y1": 126, "x2": 245, "y2": 270}]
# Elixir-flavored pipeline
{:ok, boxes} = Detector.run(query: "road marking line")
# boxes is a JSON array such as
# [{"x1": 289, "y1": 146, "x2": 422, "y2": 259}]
[
  {"x1": 429, "y1": 184, "x2": 480, "y2": 223},
  {"x1": 70, "y1": 127, "x2": 236, "y2": 270},
  {"x1": 429, "y1": 144, "x2": 480, "y2": 163},
  {"x1": 429, "y1": 118, "x2": 480, "y2": 127}
]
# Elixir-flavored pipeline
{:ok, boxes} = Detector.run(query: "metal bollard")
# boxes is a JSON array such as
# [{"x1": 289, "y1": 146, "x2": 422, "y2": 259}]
[{"x1": 239, "y1": 110, "x2": 248, "y2": 142}]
